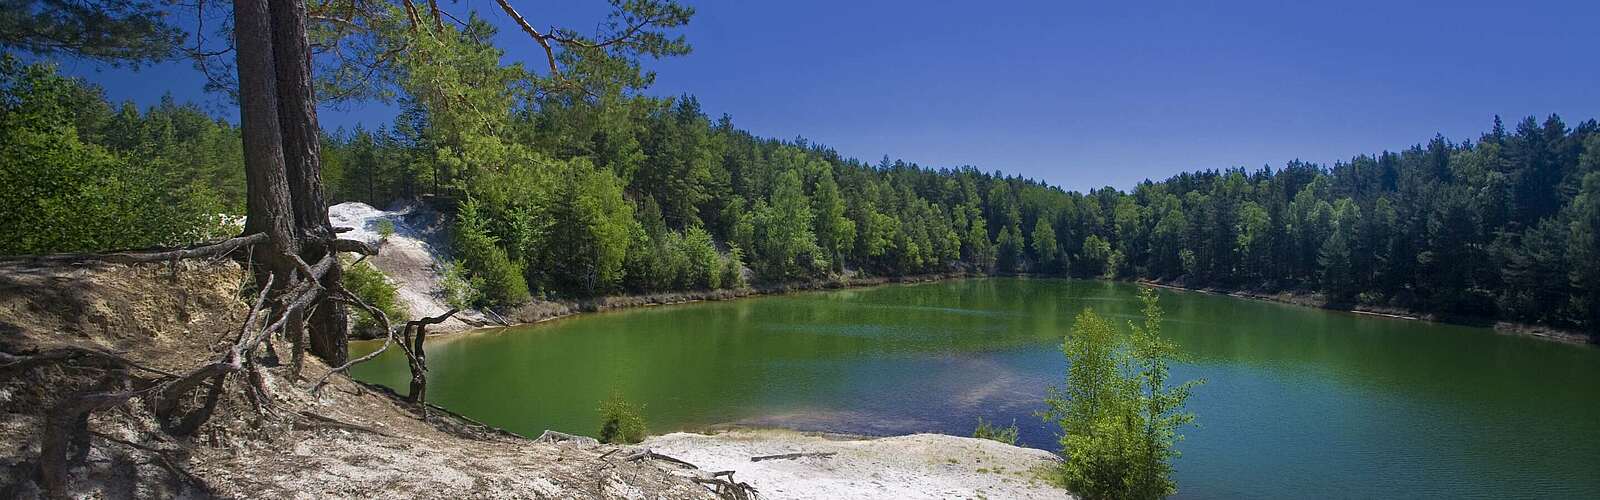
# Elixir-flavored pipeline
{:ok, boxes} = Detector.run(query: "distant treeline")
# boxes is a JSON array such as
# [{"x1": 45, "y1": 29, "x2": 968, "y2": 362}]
[{"x1": 5, "y1": 55, "x2": 1597, "y2": 334}]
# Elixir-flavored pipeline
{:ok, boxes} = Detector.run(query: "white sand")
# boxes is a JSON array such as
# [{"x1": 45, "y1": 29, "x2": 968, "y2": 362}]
[
  {"x1": 328, "y1": 201, "x2": 488, "y2": 331},
  {"x1": 640, "y1": 429, "x2": 1071, "y2": 500}
]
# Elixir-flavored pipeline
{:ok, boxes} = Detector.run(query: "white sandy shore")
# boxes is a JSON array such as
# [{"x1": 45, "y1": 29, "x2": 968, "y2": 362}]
[{"x1": 639, "y1": 429, "x2": 1072, "y2": 500}]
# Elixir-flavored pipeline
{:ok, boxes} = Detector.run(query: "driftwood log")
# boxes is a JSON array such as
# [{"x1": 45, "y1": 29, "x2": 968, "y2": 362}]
[{"x1": 749, "y1": 452, "x2": 837, "y2": 462}]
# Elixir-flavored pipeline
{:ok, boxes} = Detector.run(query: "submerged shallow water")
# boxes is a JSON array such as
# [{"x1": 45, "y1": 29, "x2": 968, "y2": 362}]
[{"x1": 351, "y1": 278, "x2": 1600, "y2": 498}]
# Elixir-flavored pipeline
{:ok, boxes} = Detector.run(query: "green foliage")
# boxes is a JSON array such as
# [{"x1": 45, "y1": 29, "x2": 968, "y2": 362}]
[
  {"x1": 376, "y1": 219, "x2": 397, "y2": 241},
  {"x1": 439, "y1": 260, "x2": 483, "y2": 310},
  {"x1": 1079, "y1": 235, "x2": 1115, "y2": 278},
  {"x1": 753, "y1": 170, "x2": 818, "y2": 279},
  {"x1": 19, "y1": 3, "x2": 1598, "y2": 340},
  {"x1": 342, "y1": 260, "x2": 409, "y2": 332},
  {"x1": 597, "y1": 392, "x2": 647, "y2": 445},
  {"x1": 680, "y1": 225, "x2": 722, "y2": 289},
  {"x1": 0, "y1": 1, "x2": 182, "y2": 66},
  {"x1": 722, "y1": 245, "x2": 747, "y2": 288},
  {"x1": 973, "y1": 417, "x2": 1019, "y2": 445},
  {"x1": 0, "y1": 58, "x2": 235, "y2": 255},
  {"x1": 1043, "y1": 289, "x2": 1201, "y2": 500},
  {"x1": 1568, "y1": 172, "x2": 1600, "y2": 327},
  {"x1": 452, "y1": 197, "x2": 530, "y2": 307},
  {"x1": 543, "y1": 159, "x2": 634, "y2": 295}
]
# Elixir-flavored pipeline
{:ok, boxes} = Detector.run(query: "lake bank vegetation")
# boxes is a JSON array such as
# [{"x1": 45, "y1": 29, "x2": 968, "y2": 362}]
[{"x1": 6, "y1": 45, "x2": 1595, "y2": 338}]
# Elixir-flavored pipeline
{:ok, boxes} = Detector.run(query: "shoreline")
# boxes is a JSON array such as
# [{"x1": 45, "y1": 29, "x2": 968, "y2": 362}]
[
  {"x1": 397, "y1": 271, "x2": 979, "y2": 341},
  {"x1": 370, "y1": 271, "x2": 1594, "y2": 349},
  {"x1": 1135, "y1": 279, "x2": 1596, "y2": 347}
]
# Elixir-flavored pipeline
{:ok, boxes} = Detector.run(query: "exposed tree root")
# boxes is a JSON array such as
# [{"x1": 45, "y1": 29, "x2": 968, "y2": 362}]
[
  {"x1": 749, "y1": 452, "x2": 837, "y2": 462},
  {"x1": 14, "y1": 232, "x2": 405, "y2": 498},
  {"x1": 620, "y1": 449, "x2": 760, "y2": 499}
]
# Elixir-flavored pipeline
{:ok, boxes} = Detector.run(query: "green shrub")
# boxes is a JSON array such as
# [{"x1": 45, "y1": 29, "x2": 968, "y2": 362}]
[
  {"x1": 376, "y1": 219, "x2": 396, "y2": 242},
  {"x1": 342, "y1": 260, "x2": 409, "y2": 332},
  {"x1": 597, "y1": 392, "x2": 647, "y2": 444},
  {"x1": 973, "y1": 417, "x2": 1019, "y2": 445},
  {"x1": 1041, "y1": 288, "x2": 1201, "y2": 500}
]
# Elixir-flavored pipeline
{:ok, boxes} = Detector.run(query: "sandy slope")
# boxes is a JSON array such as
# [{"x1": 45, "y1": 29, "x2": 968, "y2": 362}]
[
  {"x1": 0, "y1": 260, "x2": 716, "y2": 498},
  {"x1": 641, "y1": 429, "x2": 1071, "y2": 500},
  {"x1": 329, "y1": 201, "x2": 489, "y2": 332}
]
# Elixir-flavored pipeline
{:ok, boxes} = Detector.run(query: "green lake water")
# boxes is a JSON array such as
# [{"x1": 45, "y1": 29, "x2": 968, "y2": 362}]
[{"x1": 350, "y1": 278, "x2": 1600, "y2": 498}]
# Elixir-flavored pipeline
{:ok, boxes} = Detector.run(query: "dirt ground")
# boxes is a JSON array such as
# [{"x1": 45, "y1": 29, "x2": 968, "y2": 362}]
[
  {"x1": 0, "y1": 256, "x2": 1074, "y2": 499},
  {"x1": 0, "y1": 259, "x2": 717, "y2": 499}
]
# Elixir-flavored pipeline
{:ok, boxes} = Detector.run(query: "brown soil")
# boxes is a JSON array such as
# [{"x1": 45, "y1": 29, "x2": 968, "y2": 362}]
[{"x1": 0, "y1": 260, "x2": 719, "y2": 499}]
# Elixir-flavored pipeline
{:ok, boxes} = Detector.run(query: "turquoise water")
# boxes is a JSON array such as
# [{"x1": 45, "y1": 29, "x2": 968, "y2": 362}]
[{"x1": 351, "y1": 278, "x2": 1600, "y2": 498}]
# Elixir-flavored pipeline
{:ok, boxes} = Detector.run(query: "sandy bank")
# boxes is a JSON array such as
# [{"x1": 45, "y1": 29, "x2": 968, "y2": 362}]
[{"x1": 637, "y1": 429, "x2": 1070, "y2": 500}]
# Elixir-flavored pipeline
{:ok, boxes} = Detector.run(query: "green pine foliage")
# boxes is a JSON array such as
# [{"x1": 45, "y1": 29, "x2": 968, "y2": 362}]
[
  {"x1": 1043, "y1": 289, "x2": 1201, "y2": 499},
  {"x1": 0, "y1": 58, "x2": 239, "y2": 255},
  {"x1": 7, "y1": 6, "x2": 1599, "y2": 338}
]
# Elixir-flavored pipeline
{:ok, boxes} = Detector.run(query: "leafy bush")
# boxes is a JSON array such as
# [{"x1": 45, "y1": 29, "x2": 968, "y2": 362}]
[
  {"x1": 973, "y1": 417, "x2": 1019, "y2": 445},
  {"x1": 376, "y1": 219, "x2": 396, "y2": 242},
  {"x1": 1042, "y1": 289, "x2": 1201, "y2": 500},
  {"x1": 597, "y1": 392, "x2": 647, "y2": 444},
  {"x1": 342, "y1": 260, "x2": 409, "y2": 333}
]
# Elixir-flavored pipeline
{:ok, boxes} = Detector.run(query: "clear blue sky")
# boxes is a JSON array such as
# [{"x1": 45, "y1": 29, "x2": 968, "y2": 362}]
[{"x1": 53, "y1": 0, "x2": 1600, "y2": 191}]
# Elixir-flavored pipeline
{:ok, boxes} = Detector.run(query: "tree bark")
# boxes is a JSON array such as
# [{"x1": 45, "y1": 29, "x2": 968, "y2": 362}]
[
  {"x1": 270, "y1": 0, "x2": 347, "y2": 366},
  {"x1": 235, "y1": 0, "x2": 296, "y2": 271}
]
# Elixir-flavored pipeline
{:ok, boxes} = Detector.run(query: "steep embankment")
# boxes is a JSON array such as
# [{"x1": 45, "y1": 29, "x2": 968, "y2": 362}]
[{"x1": 0, "y1": 260, "x2": 716, "y2": 498}]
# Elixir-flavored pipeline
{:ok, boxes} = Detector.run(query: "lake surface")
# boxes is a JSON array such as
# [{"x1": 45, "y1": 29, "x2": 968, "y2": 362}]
[{"x1": 350, "y1": 278, "x2": 1600, "y2": 498}]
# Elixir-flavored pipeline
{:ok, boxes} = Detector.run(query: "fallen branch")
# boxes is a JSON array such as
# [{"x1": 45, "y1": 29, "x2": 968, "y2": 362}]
[
  {"x1": 749, "y1": 452, "x2": 837, "y2": 462},
  {"x1": 692, "y1": 470, "x2": 760, "y2": 500},
  {"x1": 624, "y1": 448, "x2": 699, "y2": 469},
  {"x1": 3, "y1": 233, "x2": 269, "y2": 264},
  {"x1": 312, "y1": 289, "x2": 413, "y2": 393}
]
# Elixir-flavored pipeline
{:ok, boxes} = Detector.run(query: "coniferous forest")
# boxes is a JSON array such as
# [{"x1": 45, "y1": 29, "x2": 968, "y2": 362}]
[{"x1": 4, "y1": 17, "x2": 1597, "y2": 337}]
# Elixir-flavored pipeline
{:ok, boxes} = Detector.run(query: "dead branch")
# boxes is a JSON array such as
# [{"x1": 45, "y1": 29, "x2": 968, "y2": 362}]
[
  {"x1": 493, "y1": 0, "x2": 560, "y2": 76},
  {"x1": 692, "y1": 473, "x2": 760, "y2": 500},
  {"x1": 405, "y1": 308, "x2": 459, "y2": 402},
  {"x1": 749, "y1": 452, "x2": 837, "y2": 462},
  {"x1": 293, "y1": 410, "x2": 397, "y2": 437},
  {"x1": 624, "y1": 448, "x2": 699, "y2": 469},
  {"x1": 4, "y1": 233, "x2": 269, "y2": 264},
  {"x1": 312, "y1": 289, "x2": 408, "y2": 393},
  {"x1": 0, "y1": 346, "x2": 178, "y2": 378}
]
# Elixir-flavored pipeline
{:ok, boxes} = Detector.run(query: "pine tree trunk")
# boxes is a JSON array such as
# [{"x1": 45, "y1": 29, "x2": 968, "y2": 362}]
[
  {"x1": 235, "y1": 0, "x2": 297, "y2": 273},
  {"x1": 270, "y1": 0, "x2": 347, "y2": 365}
]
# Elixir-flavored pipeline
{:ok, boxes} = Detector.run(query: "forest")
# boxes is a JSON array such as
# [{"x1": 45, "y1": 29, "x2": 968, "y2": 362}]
[{"x1": 4, "y1": 14, "x2": 1597, "y2": 336}]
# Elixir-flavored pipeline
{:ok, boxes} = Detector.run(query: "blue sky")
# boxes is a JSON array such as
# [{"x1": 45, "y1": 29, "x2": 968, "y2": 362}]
[{"x1": 53, "y1": 0, "x2": 1600, "y2": 191}]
